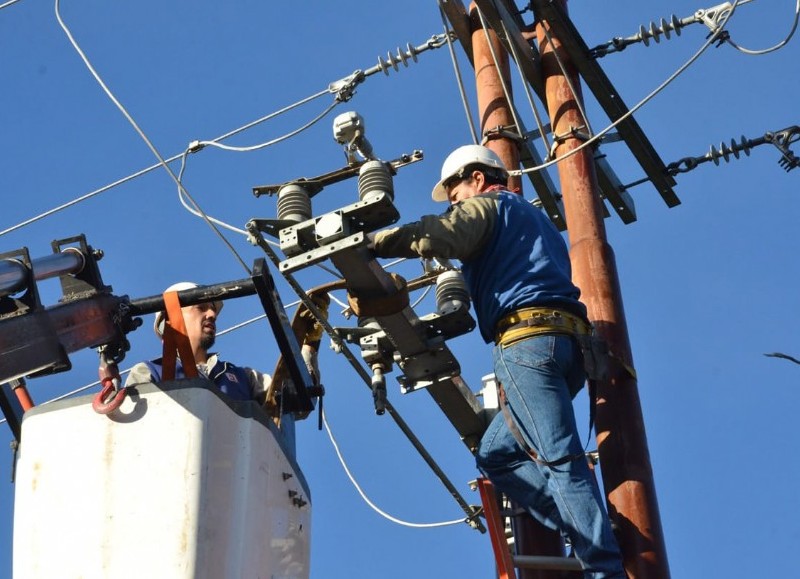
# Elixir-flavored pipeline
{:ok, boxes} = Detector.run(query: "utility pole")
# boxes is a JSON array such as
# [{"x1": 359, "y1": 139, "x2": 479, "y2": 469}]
[
  {"x1": 469, "y1": 4, "x2": 563, "y2": 578},
  {"x1": 534, "y1": 1, "x2": 670, "y2": 577},
  {"x1": 470, "y1": 3, "x2": 522, "y2": 194}
]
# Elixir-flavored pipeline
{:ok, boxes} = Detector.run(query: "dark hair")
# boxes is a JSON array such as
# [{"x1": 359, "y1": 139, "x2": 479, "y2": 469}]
[{"x1": 463, "y1": 163, "x2": 507, "y2": 188}]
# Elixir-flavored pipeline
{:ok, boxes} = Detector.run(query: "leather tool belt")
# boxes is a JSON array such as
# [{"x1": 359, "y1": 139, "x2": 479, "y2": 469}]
[
  {"x1": 495, "y1": 306, "x2": 613, "y2": 382},
  {"x1": 494, "y1": 307, "x2": 591, "y2": 347}
]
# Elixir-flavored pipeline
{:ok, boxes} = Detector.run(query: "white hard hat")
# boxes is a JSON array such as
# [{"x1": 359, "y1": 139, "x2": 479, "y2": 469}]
[
  {"x1": 153, "y1": 282, "x2": 223, "y2": 337},
  {"x1": 431, "y1": 144, "x2": 509, "y2": 202}
]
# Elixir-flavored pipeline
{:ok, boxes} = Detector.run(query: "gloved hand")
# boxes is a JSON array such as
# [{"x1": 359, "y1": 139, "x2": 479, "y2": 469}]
[
  {"x1": 297, "y1": 291, "x2": 330, "y2": 345},
  {"x1": 301, "y1": 344, "x2": 321, "y2": 386},
  {"x1": 346, "y1": 272, "x2": 408, "y2": 318}
]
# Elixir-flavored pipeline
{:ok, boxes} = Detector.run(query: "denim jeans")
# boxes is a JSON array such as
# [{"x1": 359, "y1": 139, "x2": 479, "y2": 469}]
[{"x1": 476, "y1": 334, "x2": 626, "y2": 579}]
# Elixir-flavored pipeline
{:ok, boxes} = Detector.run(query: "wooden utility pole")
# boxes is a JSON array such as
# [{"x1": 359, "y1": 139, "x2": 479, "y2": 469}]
[{"x1": 534, "y1": 2, "x2": 670, "y2": 577}]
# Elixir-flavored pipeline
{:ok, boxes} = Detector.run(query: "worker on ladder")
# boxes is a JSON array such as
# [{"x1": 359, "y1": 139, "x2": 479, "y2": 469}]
[{"x1": 370, "y1": 145, "x2": 626, "y2": 578}]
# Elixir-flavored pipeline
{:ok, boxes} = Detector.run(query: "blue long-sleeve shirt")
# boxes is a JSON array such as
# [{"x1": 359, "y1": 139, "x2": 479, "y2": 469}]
[{"x1": 372, "y1": 190, "x2": 585, "y2": 342}]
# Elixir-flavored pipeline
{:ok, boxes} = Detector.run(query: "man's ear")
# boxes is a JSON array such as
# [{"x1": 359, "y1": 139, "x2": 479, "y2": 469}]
[{"x1": 473, "y1": 170, "x2": 486, "y2": 189}]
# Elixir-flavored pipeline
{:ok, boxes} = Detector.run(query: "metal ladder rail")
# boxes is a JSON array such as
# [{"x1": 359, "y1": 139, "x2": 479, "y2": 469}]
[{"x1": 476, "y1": 477, "x2": 584, "y2": 576}]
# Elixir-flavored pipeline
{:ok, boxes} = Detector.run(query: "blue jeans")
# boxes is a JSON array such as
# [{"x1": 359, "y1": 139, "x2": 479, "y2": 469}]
[{"x1": 476, "y1": 335, "x2": 626, "y2": 579}]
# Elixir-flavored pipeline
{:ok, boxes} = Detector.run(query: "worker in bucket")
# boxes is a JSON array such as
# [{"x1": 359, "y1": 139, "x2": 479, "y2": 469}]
[
  {"x1": 369, "y1": 145, "x2": 625, "y2": 578},
  {"x1": 124, "y1": 281, "x2": 327, "y2": 405}
]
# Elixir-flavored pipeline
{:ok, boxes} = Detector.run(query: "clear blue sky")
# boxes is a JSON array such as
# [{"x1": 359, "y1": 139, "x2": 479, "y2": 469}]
[{"x1": 1, "y1": 1, "x2": 798, "y2": 577}]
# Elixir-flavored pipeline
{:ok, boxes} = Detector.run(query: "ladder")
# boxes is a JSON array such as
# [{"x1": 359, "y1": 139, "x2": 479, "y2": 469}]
[{"x1": 476, "y1": 477, "x2": 584, "y2": 577}]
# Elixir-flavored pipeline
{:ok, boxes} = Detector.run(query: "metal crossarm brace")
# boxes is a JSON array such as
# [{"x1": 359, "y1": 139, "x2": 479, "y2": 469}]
[
  {"x1": 516, "y1": 120, "x2": 569, "y2": 230},
  {"x1": 595, "y1": 155, "x2": 637, "y2": 223},
  {"x1": 252, "y1": 151, "x2": 424, "y2": 198},
  {"x1": 326, "y1": 246, "x2": 487, "y2": 449},
  {"x1": 331, "y1": 248, "x2": 430, "y2": 355},
  {"x1": 530, "y1": 0, "x2": 680, "y2": 207}
]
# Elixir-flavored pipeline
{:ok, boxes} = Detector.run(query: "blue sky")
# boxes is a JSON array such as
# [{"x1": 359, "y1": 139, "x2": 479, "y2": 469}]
[{"x1": 1, "y1": 1, "x2": 798, "y2": 577}]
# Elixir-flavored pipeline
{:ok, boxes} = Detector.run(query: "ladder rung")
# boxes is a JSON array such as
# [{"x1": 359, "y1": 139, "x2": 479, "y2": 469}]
[{"x1": 513, "y1": 555, "x2": 583, "y2": 571}]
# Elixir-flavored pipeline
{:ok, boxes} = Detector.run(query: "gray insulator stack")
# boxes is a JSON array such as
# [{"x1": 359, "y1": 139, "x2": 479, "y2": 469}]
[
  {"x1": 277, "y1": 184, "x2": 312, "y2": 223},
  {"x1": 358, "y1": 160, "x2": 394, "y2": 203},
  {"x1": 435, "y1": 271, "x2": 470, "y2": 314}
]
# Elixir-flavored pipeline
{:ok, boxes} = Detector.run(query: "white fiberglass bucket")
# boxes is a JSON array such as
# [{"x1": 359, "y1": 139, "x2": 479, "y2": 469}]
[{"x1": 13, "y1": 379, "x2": 311, "y2": 579}]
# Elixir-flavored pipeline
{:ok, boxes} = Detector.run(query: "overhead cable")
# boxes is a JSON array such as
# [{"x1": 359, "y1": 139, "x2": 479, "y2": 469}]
[
  {"x1": 1, "y1": 25, "x2": 449, "y2": 239},
  {"x1": 537, "y1": 24, "x2": 594, "y2": 139},
  {"x1": 190, "y1": 101, "x2": 340, "y2": 154},
  {"x1": 726, "y1": 0, "x2": 799, "y2": 55},
  {"x1": 54, "y1": 0, "x2": 252, "y2": 274},
  {"x1": 497, "y1": 13, "x2": 554, "y2": 157},
  {"x1": 173, "y1": 145, "x2": 345, "y2": 281},
  {"x1": 474, "y1": 5, "x2": 526, "y2": 144},
  {"x1": 438, "y1": 0, "x2": 479, "y2": 144},
  {"x1": 323, "y1": 410, "x2": 468, "y2": 528}
]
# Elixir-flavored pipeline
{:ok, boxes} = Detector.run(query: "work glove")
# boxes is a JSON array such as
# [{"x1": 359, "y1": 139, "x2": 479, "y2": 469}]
[
  {"x1": 301, "y1": 344, "x2": 321, "y2": 387},
  {"x1": 297, "y1": 292, "x2": 330, "y2": 346},
  {"x1": 346, "y1": 272, "x2": 409, "y2": 318}
]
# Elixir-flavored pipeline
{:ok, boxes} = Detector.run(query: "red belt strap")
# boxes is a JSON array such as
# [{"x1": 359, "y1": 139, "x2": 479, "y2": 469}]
[{"x1": 161, "y1": 290, "x2": 199, "y2": 381}]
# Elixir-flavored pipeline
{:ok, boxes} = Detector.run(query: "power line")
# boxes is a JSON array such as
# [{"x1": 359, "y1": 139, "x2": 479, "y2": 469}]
[{"x1": 54, "y1": 0, "x2": 252, "y2": 274}]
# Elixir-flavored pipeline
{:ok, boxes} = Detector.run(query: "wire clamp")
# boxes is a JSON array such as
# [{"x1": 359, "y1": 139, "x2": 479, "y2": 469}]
[
  {"x1": 765, "y1": 126, "x2": 800, "y2": 172},
  {"x1": 695, "y1": 2, "x2": 734, "y2": 45},
  {"x1": 548, "y1": 124, "x2": 592, "y2": 158},
  {"x1": 328, "y1": 70, "x2": 366, "y2": 103},
  {"x1": 481, "y1": 124, "x2": 523, "y2": 146}
]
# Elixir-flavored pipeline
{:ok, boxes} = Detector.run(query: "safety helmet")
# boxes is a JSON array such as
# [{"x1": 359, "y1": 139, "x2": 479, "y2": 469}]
[
  {"x1": 153, "y1": 281, "x2": 223, "y2": 338},
  {"x1": 431, "y1": 144, "x2": 509, "y2": 202}
]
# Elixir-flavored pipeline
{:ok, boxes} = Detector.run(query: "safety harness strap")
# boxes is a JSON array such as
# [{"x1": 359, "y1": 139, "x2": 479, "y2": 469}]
[
  {"x1": 498, "y1": 383, "x2": 584, "y2": 468},
  {"x1": 494, "y1": 308, "x2": 636, "y2": 470},
  {"x1": 161, "y1": 290, "x2": 198, "y2": 381}
]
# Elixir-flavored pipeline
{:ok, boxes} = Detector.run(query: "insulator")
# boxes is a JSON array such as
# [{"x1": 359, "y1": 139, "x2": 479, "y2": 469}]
[
  {"x1": 377, "y1": 42, "x2": 420, "y2": 76},
  {"x1": 358, "y1": 160, "x2": 394, "y2": 202},
  {"x1": 707, "y1": 136, "x2": 752, "y2": 166},
  {"x1": 435, "y1": 271, "x2": 470, "y2": 315},
  {"x1": 639, "y1": 15, "x2": 682, "y2": 46},
  {"x1": 276, "y1": 184, "x2": 312, "y2": 224}
]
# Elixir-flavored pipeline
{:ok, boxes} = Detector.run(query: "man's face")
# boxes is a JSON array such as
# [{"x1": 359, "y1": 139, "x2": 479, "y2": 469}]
[
  {"x1": 445, "y1": 170, "x2": 483, "y2": 204},
  {"x1": 183, "y1": 302, "x2": 218, "y2": 353}
]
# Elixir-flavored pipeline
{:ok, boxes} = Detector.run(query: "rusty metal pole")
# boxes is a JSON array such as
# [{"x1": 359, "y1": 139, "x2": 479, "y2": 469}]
[
  {"x1": 469, "y1": 5, "x2": 564, "y2": 579},
  {"x1": 534, "y1": 2, "x2": 670, "y2": 578},
  {"x1": 469, "y1": 3, "x2": 521, "y2": 192}
]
